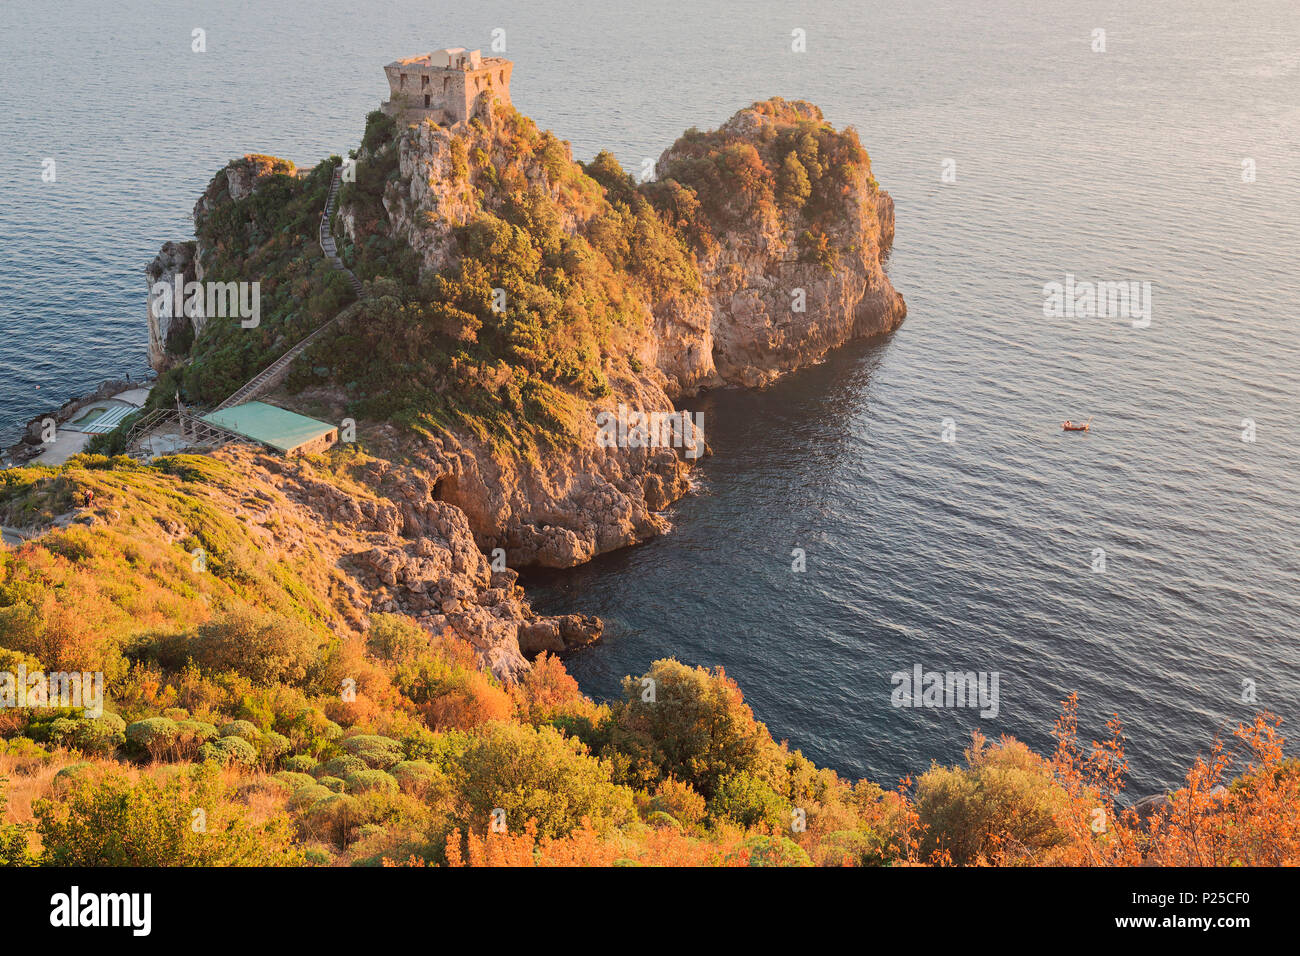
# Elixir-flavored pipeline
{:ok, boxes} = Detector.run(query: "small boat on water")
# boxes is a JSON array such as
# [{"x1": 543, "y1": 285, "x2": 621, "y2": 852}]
[{"x1": 1062, "y1": 418, "x2": 1092, "y2": 432}]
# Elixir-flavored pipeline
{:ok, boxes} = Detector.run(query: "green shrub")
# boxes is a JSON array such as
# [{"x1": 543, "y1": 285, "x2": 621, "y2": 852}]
[
  {"x1": 283, "y1": 754, "x2": 319, "y2": 774},
  {"x1": 366, "y1": 614, "x2": 428, "y2": 663},
  {"x1": 218, "y1": 720, "x2": 261, "y2": 742},
  {"x1": 730, "y1": 834, "x2": 813, "y2": 867},
  {"x1": 257, "y1": 731, "x2": 292, "y2": 766},
  {"x1": 69, "y1": 715, "x2": 127, "y2": 756},
  {"x1": 93, "y1": 712, "x2": 127, "y2": 735},
  {"x1": 344, "y1": 770, "x2": 399, "y2": 795},
  {"x1": 175, "y1": 720, "x2": 218, "y2": 757},
  {"x1": 198, "y1": 735, "x2": 258, "y2": 767},
  {"x1": 302, "y1": 793, "x2": 362, "y2": 845},
  {"x1": 913, "y1": 737, "x2": 1073, "y2": 865},
  {"x1": 316, "y1": 776, "x2": 346, "y2": 793},
  {"x1": 817, "y1": 829, "x2": 889, "y2": 866},
  {"x1": 439, "y1": 723, "x2": 635, "y2": 839},
  {"x1": 285, "y1": 713, "x2": 342, "y2": 758},
  {"x1": 390, "y1": 760, "x2": 443, "y2": 795},
  {"x1": 317, "y1": 755, "x2": 367, "y2": 779},
  {"x1": 275, "y1": 771, "x2": 316, "y2": 790},
  {"x1": 44, "y1": 718, "x2": 79, "y2": 745},
  {"x1": 36, "y1": 764, "x2": 301, "y2": 865},
  {"x1": 0, "y1": 777, "x2": 36, "y2": 867},
  {"x1": 339, "y1": 734, "x2": 403, "y2": 770},
  {"x1": 613, "y1": 659, "x2": 779, "y2": 799},
  {"x1": 357, "y1": 822, "x2": 387, "y2": 842},
  {"x1": 189, "y1": 605, "x2": 323, "y2": 686},
  {"x1": 648, "y1": 776, "x2": 706, "y2": 828},
  {"x1": 709, "y1": 772, "x2": 791, "y2": 829},
  {"x1": 124, "y1": 717, "x2": 180, "y2": 761},
  {"x1": 288, "y1": 783, "x2": 333, "y2": 810},
  {"x1": 51, "y1": 762, "x2": 95, "y2": 792},
  {"x1": 0, "y1": 737, "x2": 51, "y2": 768}
]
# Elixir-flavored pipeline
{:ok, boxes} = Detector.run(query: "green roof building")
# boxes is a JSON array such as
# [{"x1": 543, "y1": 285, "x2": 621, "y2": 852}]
[{"x1": 200, "y1": 402, "x2": 338, "y2": 456}]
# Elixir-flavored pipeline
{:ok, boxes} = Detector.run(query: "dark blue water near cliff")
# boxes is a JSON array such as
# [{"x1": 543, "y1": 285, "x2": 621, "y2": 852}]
[{"x1": 3, "y1": 1, "x2": 1298, "y2": 790}]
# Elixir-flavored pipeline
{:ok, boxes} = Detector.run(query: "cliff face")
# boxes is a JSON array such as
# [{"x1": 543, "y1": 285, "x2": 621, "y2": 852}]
[
  {"x1": 650, "y1": 99, "x2": 905, "y2": 391},
  {"x1": 239, "y1": 445, "x2": 600, "y2": 679},
  {"x1": 135, "y1": 97, "x2": 902, "y2": 676},
  {"x1": 144, "y1": 240, "x2": 200, "y2": 371},
  {"x1": 322, "y1": 96, "x2": 900, "y2": 567},
  {"x1": 326, "y1": 103, "x2": 704, "y2": 568},
  {"x1": 416, "y1": 419, "x2": 691, "y2": 569}
]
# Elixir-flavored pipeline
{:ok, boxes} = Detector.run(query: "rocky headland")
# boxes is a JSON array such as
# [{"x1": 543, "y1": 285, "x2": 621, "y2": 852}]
[{"x1": 124, "y1": 95, "x2": 905, "y2": 678}]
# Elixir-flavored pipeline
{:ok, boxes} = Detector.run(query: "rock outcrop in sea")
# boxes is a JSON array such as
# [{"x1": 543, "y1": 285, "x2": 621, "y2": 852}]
[
  {"x1": 140, "y1": 95, "x2": 904, "y2": 677},
  {"x1": 145, "y1": 241, "x2": 200, "y2": 371},
  {"x1": 652, "y1": 100, "x2": 905, "y2": 393}
]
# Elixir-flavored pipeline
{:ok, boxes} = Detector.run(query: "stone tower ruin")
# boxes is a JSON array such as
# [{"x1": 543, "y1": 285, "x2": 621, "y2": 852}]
[{"x1": 380, "y1": 48, "x2": 513, "y2": 126}]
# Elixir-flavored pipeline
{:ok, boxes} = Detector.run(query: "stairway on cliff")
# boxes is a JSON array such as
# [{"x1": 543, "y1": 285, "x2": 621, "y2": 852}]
[{"x1": 130, "y1": 165, "x2": 368, "y2": 454}]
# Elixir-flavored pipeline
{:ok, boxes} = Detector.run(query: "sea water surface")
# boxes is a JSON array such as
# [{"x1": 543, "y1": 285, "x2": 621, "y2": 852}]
[{"x1": 2, "y1": 0, "x2": 1297, "y2": 791}]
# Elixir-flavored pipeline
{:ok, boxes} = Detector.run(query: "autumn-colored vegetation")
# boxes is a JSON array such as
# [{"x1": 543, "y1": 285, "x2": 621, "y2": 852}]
[
  {"x1": 1, "y1": 505, "x2": 1295, "y2": 870},
  {"x1": 5, "y1": 100, "x2": 1293, "y2": 867},
  {"x1": 87, "y1": 97, "x2": 880, "y2": 464},
  {"x1": 0, "y1": 454, "x2": 1296, "y2": 867},
  {"x1": 646, "y1": 97, "x2": 877, "y2": 268}
]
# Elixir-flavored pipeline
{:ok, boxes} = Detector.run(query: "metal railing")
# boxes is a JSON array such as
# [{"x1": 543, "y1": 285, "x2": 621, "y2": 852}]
[{"x1": 124, "y1": 409, "x2": 246, "y2": 458}]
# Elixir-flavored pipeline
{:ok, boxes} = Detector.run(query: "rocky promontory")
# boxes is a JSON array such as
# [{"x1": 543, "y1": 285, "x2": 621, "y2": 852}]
[
  {"x1": 313, "y1": 95, "x2": 902, "y2": 565},
  {"x1": 134, "y1": 95, "x2": 903, "y2": 676},
  {"x1": 650, "y1": 99, "x2": 905, "y2": 392}
]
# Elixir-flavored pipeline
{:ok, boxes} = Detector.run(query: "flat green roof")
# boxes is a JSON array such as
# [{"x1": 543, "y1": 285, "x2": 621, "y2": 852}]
[{"x1": 201, "y1": 401, "x2": 336, "y2": 453}]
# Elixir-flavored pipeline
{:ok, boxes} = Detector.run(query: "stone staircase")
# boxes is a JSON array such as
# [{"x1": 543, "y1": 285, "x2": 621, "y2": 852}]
[
  {"x1": 212, "y1": 312, "x2": 342, "y2": 412},
  {"x1": 129, "y1": 163, "x2": 367, "y2": 453},
  {"x1": 320, "y1": 168, "x2": 365, "y2": 297}
]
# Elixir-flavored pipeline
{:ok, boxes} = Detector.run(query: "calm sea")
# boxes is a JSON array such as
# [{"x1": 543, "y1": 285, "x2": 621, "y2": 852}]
[{"x1": 3, "y1": 0, "x2": 1297, "y2": 791}]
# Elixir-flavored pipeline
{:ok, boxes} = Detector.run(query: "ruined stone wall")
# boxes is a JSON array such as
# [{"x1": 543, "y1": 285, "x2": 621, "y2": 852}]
[{"x1": 382, "y1": 58, "x2": 512, "y2": 126}]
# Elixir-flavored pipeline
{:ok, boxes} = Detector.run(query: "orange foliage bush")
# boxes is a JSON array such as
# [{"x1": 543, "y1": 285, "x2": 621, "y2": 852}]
[
  {"x1": 436, "y1": 817, "x2": 754, "y2": 867},
  {"x1": 511, "y1": 653, "x2": 588, "y2": 723},
  {"x1": 1038, "y1": 695, "x2": 1298, "y2": 867},
  {"x1": 420, "y1": 670, "x2": 512, "y2": 730}
]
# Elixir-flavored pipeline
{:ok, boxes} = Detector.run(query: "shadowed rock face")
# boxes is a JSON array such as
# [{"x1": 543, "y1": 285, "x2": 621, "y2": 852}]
[{"x1": 145, "y1": 240, "x2": 200, "y2": 372}]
